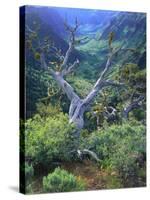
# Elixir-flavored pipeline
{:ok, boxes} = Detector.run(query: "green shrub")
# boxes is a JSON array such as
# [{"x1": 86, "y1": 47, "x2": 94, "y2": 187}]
[
  {"x1": 83, "y1": 122, "x2": 146, "y2": 186},
  {"x1": 43, "y1": 167, "x2": 86, "y2": 192},
  {"x1": 23, "y1": 113, "x2": 77, "y2": 166}
]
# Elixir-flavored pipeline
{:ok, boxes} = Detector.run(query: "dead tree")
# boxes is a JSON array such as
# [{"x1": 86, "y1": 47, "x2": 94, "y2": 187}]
[
  {"x1": 38, "y1": 21, "x2": 123, "y2": 131},
  {"x1": 26, "y1": 20, "x2": 125, "y2": 161}
]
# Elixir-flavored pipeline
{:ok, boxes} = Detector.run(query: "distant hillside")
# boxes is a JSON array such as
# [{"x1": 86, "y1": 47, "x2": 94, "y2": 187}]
[
  {"x1": 25, "y1": 6, "x2": 82, "y2": 67},
  {"x1": 101, "y1": 12, "x2": 146, "y2": 42},
  {"x1": 100, "y1": 12, "x2": 146, "y2": 68},
  {"x1": 75, "y1": 11, "x2": 146, "y2": 82}
]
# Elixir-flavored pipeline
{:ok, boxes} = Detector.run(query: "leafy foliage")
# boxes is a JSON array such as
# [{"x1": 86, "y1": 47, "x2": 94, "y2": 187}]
[
  {"x1": 23, "y1": 113, "x2": 77, "y2": 166},
  {"x1": 36, "y1": 102, "x2": 62, "y2": 118}
]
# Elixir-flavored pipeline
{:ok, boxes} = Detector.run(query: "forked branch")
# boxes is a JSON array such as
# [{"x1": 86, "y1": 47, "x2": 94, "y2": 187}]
[
  {"x1": 61, "y1": 18, "x2": 79, "y2": 68},
  {"x1": 82, "y1": 49, "x2": 123, "y2": 110}
]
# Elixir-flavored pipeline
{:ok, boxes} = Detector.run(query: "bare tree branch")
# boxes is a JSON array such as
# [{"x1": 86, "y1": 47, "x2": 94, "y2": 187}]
[
  {"x1": 82, "y1": 49, "x2": 122, "y2": 110},
  {"x1": 62, "y1": 59, "x2": 79, "y2": 76},
  {"x1": 70, "y1": 148, "x2": 101, "y2": 162},
  {"x1": 61, "y1": 18, "x2": 79, "y2": 68},
  {"x1": 78, "y1": 149, "x2": 100, "y2": 162},
  {"x1": 123, "y1": 95, "x2": 145, "y2": 119},
  {"x1": 102, "y1": 80, "x2": 124, "y2": 87},
  {"x1": 61, "y1": 43, "x2": 74, "y2": 68},
  {"x1": 40, "y1": 52, "x2": 56, "y2": 76}
]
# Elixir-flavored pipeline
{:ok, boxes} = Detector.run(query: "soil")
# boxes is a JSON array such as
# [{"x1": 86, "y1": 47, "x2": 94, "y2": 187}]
[{"x1": 62, "y1": 160, "x2": 111, "y2": 190}]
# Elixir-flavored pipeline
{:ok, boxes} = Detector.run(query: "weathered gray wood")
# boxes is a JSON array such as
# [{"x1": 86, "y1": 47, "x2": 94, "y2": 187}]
[{"x1": 122, "y1": 96, "x2": 144, "y2": 119}]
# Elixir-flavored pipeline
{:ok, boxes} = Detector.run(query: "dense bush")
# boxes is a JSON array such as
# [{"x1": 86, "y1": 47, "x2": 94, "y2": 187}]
[
  {"x1": 23, "y1": 113, "x2": 77, "y2": 166},
  {"x1": 43, "y1": 167, "x2": 86, "y2": 192},
  {"x1": 82, "y1": 121, "x2": 146, "y2": 186}
]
